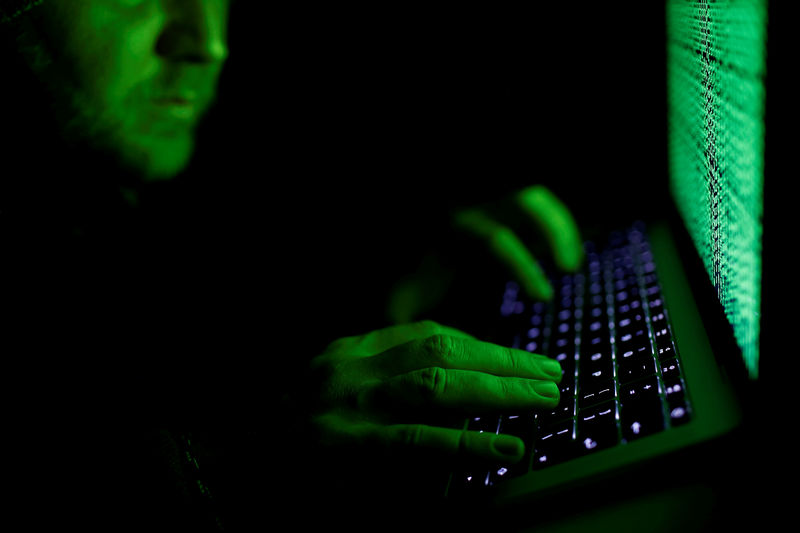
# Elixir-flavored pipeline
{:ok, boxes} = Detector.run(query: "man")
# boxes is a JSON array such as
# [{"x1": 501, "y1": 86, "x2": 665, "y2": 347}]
[{"x1": 2, "y1": 1, "x2": 584, "y2": 529}]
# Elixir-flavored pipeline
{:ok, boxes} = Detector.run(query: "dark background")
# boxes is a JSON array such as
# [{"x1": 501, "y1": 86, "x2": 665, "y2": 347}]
[
  {"x1": 177, "y1": 3, "x2": 671, "y2": 358},
  {"x1": 192, "y1": 2, "x2": 669, "y2": 234}
]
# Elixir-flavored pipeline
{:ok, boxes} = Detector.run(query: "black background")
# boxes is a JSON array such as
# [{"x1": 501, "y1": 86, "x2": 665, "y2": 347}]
[
  {"x1": 178, "y1": 3, "x2": 672, "y2": 357},
  {"x1": 192, "y1": 2, "x2": 669, "y2": 233}
]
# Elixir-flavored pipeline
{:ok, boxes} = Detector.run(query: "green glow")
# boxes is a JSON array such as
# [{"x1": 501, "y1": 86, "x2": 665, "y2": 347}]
[
  {"x1": 11, "y1": 0, "x2": 230, "y2": 182},
  {"x1": 667, "y1": 0, "x2": 766, "y2": 378}
]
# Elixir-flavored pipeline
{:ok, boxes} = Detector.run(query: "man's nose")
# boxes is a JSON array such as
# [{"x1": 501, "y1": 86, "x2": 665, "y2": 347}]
[{"x1": 157, "y1": 0, "x2": 230, "y2": 65}]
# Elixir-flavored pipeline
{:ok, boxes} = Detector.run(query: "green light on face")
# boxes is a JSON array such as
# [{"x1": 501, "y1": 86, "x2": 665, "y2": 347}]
[
  {"x1": 667, "y1": 0, "x2": 767, "y2": 379},
  {"x1": 13, "y1": 0, "x2": 231, "y2": 182}
]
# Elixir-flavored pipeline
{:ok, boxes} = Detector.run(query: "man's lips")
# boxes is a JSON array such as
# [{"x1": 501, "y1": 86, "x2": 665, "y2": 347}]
[
  {"x1": 156, "y1": 97, "x2": 193, "y2": 105},
  {"x1": 152, "y1": 94, "x2": 199, "y2": 119}
]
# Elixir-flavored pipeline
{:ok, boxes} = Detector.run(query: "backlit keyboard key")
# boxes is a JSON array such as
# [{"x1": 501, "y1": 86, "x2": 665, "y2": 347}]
[
  {"x1": 661, "y1": 358, "x2": 681, "y2": 380},
  {"x1": 499, "y1": 413, "x2": 535, "y2": 443},
  {"x1": 579, "y1": 382, "x2": 615, "y2": 408},
  {"x1": 668, "y1": 400, "x2": 691, "y2": 426},
  {"x1": 533, "y1": 419, "x2": 576, "y2": 469},
  {"x1": 577, "y1": 401, "x2": 619, "y2": 453},
  {"x1": 618, "y1": 355, "x2": 657, "y2": 383},
  {"x1": 468, "y1": 416, "x2": 500, "y2": 434},
  {"x1": 620, "y1": 376, "x2": 660, "y2": 405},
  {"x1": 537, "y1": 399, "x2": 575, "y2": 426},
  {"x1": 620, "y1": 398, "x2": 665, "y2": 441}
]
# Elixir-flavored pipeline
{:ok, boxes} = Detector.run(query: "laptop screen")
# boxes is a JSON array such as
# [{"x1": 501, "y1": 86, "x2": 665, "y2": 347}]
[{"x1": 666, "y1": 0, "x2": 767, "y2": 379}]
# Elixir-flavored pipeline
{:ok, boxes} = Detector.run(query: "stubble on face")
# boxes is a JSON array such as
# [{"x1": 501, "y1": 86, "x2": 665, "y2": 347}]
[{"x1": 14, "y1": 2, "x2": 228, "y2": 184}]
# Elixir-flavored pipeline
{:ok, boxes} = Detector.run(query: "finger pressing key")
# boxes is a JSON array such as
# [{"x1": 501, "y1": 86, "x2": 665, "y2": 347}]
[
  {"x1": 362, "y1": 367, "x2": 561, "y2": 414},
  {"x1": 364, "y1": 334, "x2": 564, "y2": 383}
]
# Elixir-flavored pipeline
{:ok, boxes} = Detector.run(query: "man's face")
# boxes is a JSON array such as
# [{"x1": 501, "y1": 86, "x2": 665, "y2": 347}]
[{"x1": 28, "y1": 0, "x2": 231, "y2": 181}]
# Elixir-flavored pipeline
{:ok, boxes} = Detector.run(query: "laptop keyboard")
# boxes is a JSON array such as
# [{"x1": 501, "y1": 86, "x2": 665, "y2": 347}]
[{"x1": 449, "y1": 226, "x2": 693, "y2": 494}]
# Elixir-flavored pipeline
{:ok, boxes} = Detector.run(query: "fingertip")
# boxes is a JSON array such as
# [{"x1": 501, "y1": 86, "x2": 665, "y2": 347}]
[
  {"x1": 533, "y1": 380, "x2": 560, "y2": 401},
  {"x1": 491, "y1": 434, "x2": 525, "y2": 462},
  {"x1": 523, "y1": 278, "x2": 553, "y2": 302},
  {"x1": 557, "y1": 243, "x2": 586, "y2": 273},
  {"x1": 541, "y1": 359, "x2": 563, "y2": 382},
  {"x1": 541, "y1": 282, "x2": 555, "y2": 301}
]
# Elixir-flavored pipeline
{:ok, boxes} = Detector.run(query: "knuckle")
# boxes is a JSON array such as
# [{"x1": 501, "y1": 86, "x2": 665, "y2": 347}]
[
  {"x1": 457, "y1": 429, "x2": 469, "y2": 456},
  {"x1": 398, "y1": 424, "x2": 425, "y2": 448},
  {"x1": 414, "y1": 366, "x2": 447, "y2": 402},
  {"x1": 419, "y1": 333, "x2": 455, "y2": 364},
  {"x1": 415, "y1": 320, "x2": 441, "y2": 336},
  {"x1": 497, "y1": 375, "x2": 514, "y2": 398},
  {"x1": 502, "y1": 347, "x2": 524, "y2": 375}
]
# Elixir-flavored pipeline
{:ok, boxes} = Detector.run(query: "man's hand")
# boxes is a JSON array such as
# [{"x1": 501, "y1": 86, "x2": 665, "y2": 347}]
[
  {"x1": 387, "y1": 185, "x2": 584, "y2": 324},
  {"x1": 453, "y1": 185, "x2": 584, "y2": 301},
  {"x1": 307, "y1": 320, "x2": 562, "y2": 465}
]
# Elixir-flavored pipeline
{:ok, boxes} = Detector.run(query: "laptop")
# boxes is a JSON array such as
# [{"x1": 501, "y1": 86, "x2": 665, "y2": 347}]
[{"x1": 441, "y1": 0, "x2": 782, "y2": 519}]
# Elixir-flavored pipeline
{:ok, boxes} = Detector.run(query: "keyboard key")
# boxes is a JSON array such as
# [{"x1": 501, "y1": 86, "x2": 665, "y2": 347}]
[
  {"x1": 648, "y1": 297, "x2": 665, "y2": 316},
  {"x1": 468, "y1": 416, "x2": 500, "y2": 434},
  {"x1": 642, "y1": 273, "x2": 659, "y2": 287},
  {"x1": 552, "y1": 350, "x2": 576, "y2": 376},
  {"x1": 616, "y1": 312, "x2": 645, "y2": 332},
  {"x1": 587, "y1": 306, "x2": 607, "y2": 322},
  {"x1": 533, "y1": 419, "x2": 576, "y2": 469},
  {"x1": 558, "y1": 381, "x2": 575, "y2": 402},
  {"x1": 618, "y1": 355, "x2": 657, "y2": 383},
  {"x1": 657, "y1": 342, "x2": 676, "y2": 361},
  {"x1": 582, "y1": 335, "x2": 612, "y2": 360},
  {"x1": 663, "y1": 378, "x2": 686, "y2": 405},
  {"x1": 586, "y1": 318, "x2": 608, "y2": 334},
  {"x1": 486, "y1": 464, "x2": 521, "y2": 486},
  {"x1": 580, "y1": 346, "x2": 613, "y2": 372},
  {"x1": 527, "y1": 327, "x2": 543, "y2": 340},
  {"x1": 620, "y1": 376, "x2": 660, "y2": 406},
  {"x1": 449, "y1": 469, "x2": 489, "y2": 495},
  {"x1": 618, "y1": 343, "x2": 651, "y2": 367},
  {"x1": 548, "y1": 336, "x2": 575, "y2": 359},
  {"x1": 579, "y1": 381, "x2": 615, "y2": 408},
  {"x1": 579, "y1": 364, "x2": 614, "y2": 390},
  {"x1": 617, "y1": 298, "x2": 642, "y2": 315},
  {"x1": 620, "y1": 398, "x2": 665, "y2": 441},
  {"x1": 537, "y1": 398, "x2": 575, "y2": 426},
  {"x1": 654, "y1": 326, "x2": 672, "y2": 348},
  {"x1": 616, "y1": 327, "x2": 649, "y2": 351},
  {"x1": 499, "y1": 413, "x2": 535, "y2": 444},
  {"x1": 650, "y1": 310, "x2": 667, "y2": 326},
  {"x1": 615, "y1": 289, "x2": 637, "y2": 305},
  {"x1": 667, "y1": 400, "x2": 692, "y2": 427},
  {"x1": 645, "y1": 285, "x2": 661, "y2": 299},
  {"x1": 577, "y1": 401, "x2": 619, "y2": 453},
  {"x1": 661, "y1": 358, "x2": 681, "y2": 380},
  {"x1": 524, "y1": 340, "x2": 542, "y2": 354},
  {"x1": 663, "y1": 379, "x2": 692, "y2": 426}
]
